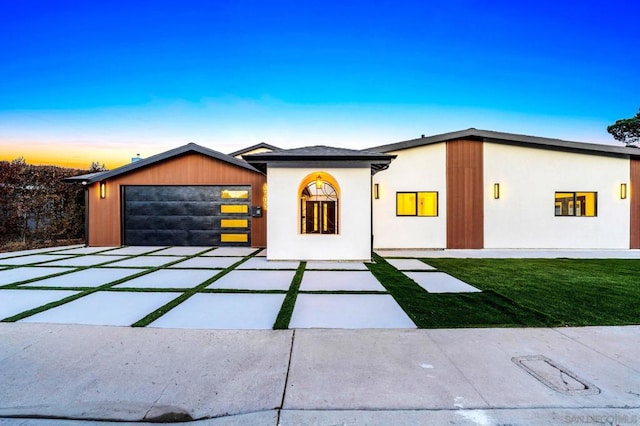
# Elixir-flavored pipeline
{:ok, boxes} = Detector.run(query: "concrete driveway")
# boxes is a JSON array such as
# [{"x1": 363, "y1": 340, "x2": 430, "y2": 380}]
[{"x1": 0, "y1": 245, "x2": 420, "y2": 329}]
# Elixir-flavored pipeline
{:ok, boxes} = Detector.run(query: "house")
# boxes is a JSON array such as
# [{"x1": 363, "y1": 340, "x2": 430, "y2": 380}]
[
  {"x1": 65, "y1": 143, "x2": 267, "y2": 248},
  {"x1": 66, "y1": 128, "x2": 640, "y2": 259},
  {"x1": 369, "y1": 129, "x2": 640, "y2": 250},
  {"x1": 243, "y1": 146, "x2": 394, "y2": 261}
]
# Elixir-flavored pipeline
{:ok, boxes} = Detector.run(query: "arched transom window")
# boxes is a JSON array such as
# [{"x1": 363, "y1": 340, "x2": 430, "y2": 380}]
[{"x1": 300, "y1": 172, "x2": 340, "y2": 234}]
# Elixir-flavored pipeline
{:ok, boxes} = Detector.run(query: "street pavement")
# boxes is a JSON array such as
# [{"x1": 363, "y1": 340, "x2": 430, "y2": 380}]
[{"x1": 1, "y1": 323, "x2": 639, "y2": 425}]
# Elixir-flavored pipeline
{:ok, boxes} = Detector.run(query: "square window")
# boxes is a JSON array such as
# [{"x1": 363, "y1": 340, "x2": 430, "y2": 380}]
[
  {"x1": 397, "y1": 192, "x2": 438, "y2": 216},
  {"x1": 396, "y1": 193, "x2": 417, "y2": 216},
  {"x1": 417, "y1": 192, "x2": 438, "y2": 216},
  {"x1": 554, "y1": 192, "x2": 597, "y2": 217}
]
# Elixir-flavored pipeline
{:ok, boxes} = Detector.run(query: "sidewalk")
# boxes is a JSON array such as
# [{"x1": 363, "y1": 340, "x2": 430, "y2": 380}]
[{"x1": 1, "y1": 323, "x2": 639, "y2": 425}]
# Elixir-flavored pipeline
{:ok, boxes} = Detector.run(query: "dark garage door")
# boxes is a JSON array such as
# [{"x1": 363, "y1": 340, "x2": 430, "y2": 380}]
[{"x1": 123, "y1": 186, "x2": 251, "y2": 246}]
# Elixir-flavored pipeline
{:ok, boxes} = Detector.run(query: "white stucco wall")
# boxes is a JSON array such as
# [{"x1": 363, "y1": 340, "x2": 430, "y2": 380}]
[
  {"x1": 484, "y1": 142, "x2": 630, "y2": 248},
  {"x1": 372, "y1": 143, "x2": 447, "y2": 249},
  {"x1": 267, "y1": 167, "x2": 373, "y2": 261}
]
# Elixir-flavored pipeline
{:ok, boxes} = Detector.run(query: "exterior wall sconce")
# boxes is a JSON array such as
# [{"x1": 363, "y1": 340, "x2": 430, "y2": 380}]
[
  {"x1": 621, "y1": 183, "x2": 627, "y2": 200},
  {"x1": 493, "y1": 183, "x2": 500, "y2": 199},
  {"x1": 373, "y1": 183, "x2": 380, "y2": 199},
  {"x1": 100, "y1": 182, "x2": 106, "y2": 199}
]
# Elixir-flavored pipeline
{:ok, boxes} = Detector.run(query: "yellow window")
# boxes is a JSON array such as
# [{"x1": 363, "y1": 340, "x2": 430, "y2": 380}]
[
  {"x1": 221, "y1": 233, "x2": 248, "y2": 243},
  {"x1": 221, "y1": 219, "x2": 248, "y2": 228},
  {"x1": 221, "y1": 190, "x2": 249, "y2": 199},
  {"x1": 313, "y1": 203, "x2": 319, "y2": 231},
  {"x1": 576, "y1": 192, "x2": 597, "y2": 217},
  {"x1": 417, "y1": 192, "x2": 438, "y2": 216},
  {"x1": 554, "y1": 192, "x2": 597, "y2": 216},
  {"x1": 221, "y1": 204, "x2": 248, "y2": 213},
  {"x1": 396, "y1": 193, "x2": 417, "y2": 216}
]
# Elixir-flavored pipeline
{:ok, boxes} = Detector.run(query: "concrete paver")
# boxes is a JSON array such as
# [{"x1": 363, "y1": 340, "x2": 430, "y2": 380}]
[
  {"x1": 385, "y1": 258, "x2": 436, "y2": 270},
  {"x1": 405, "y1": 271, "x2": 481, "y2": 293},
  {"x1": 105, "y1": 256, "x2": 181, "y2": 268},
  {"x1": 202, "y1": 247, "x2": 257, "y2": 257},
  {"x1": 0, "y1": 255, "x2": 75, "y2": 266},
  {"x1": 150, "y1": 246, "x2": 214, "y2": 256},
  {"x1": 0, "y1": 290, "x2": 79, "y2": 320},
  {"x1": 0, "y1": 246, "x2": 82, "y2": 259},
  {"x1": 207, "y1": 270, "x2": 295, "y2": 291},
  {"x1": 113, "y1": 269, "x2": 218, "y2": 289},
  {"x1": 21, "y1": 268, "x2": 142, "y2": 288},
  {"x1": 299, "y1": 270, "x2": 386, "y2": 291},
  {"x1": 20, "y1": 291, "x2": 180, "y2": 326},
  {"x1": 169, "y1": 256, "x2": 243, "y2": 269},
  {"x1": 289, "y1": 295, "x2": 416, "y2": 329},
  {"x1": 304, "y1": 261, "x2": 368, "y2": 270},
  {"x1": 148, "y1": 293, "x2": 286, "y2": 329},
  {"x1": 40, "y1": 255, "x2": 128, "y2": 267},
  {"x1": 50, "y1": 247, "x2": 117, "y2": 255},
  {"x1": 237, "y1": 257, "x2": 299, "y2": 269},
  {"x1": 0, "y1": 267, "x2": 74, "y2": 286},
  {"x1": 103, "y1": 247, "x2": 166, "y2": 255}
]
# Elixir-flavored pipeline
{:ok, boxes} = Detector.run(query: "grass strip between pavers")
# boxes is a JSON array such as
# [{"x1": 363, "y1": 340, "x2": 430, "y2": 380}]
[
  {"x1": 273, "y1": 262, "x2": 306, "y2": 329},
  {"x1": 130, "y1": 249, "x2": 263, "y2": 327},
  {"x1": 0, "y1": 248, "x2": 218, "y2": 323},
  {"x1": 0, "y1": 246, "x2": 177, "y2": 289},
  {"x1": 367, "y1": 253, "x2": 555, "y2": 328}
]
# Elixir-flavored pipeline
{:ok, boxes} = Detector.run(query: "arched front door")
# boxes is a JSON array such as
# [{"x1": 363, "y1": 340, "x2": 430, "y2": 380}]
[{"x1": 299, "y1": 172, "x2": 340, "y2": 234}]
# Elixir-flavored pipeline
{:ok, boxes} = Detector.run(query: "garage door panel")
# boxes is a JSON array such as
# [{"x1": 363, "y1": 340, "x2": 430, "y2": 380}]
[
  {"x1": 125, "y1": 215, "x2": 218, "y2": 231},
  {"x1": 123, "y1": 186, "x2": 251, "y2": 246},
  {"x1": 125, "y1": 230, "x2": 221, "y2": 247},
  {"x1": 125, "y1": 202, "x2": 217, "y2": 217}
]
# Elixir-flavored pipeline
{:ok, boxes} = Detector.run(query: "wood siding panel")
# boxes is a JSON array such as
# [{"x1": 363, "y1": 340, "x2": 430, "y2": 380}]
[
  {"x1": 88, "y1": 153, "x2": 267, "y2": 247},
  {"x1": 446, "y1": 140, "x2": 484, "y2": 248},
  {"x1": 631, "y1": 159, "x2": 640, "y2": 249}
]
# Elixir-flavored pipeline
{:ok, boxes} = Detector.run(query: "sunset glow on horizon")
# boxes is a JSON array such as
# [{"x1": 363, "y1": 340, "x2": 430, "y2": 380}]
[{"x1": 1, "y1": 1, "x2": 638, "y2": 169}]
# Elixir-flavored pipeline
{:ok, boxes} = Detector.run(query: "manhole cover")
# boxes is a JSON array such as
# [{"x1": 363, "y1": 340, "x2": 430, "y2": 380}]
[{"x1": 512, "y1": 355, "x2": 600, "y2": 396}]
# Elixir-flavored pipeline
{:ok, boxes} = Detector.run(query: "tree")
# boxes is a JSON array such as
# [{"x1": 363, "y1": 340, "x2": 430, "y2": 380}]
[
  {"x1": 607, "y1": 108, "x2": 640, "y2": 147},
  {"x1": 1, "y1": 158, "x2": 89, "y2": 248},
  {"x1": 88, "y1": 161, "x2": 107, "y2": 172}
]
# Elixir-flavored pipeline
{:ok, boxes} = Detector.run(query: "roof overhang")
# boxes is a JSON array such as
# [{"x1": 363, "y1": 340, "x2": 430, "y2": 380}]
[
  {"x1": 369, "y1": 128, "x2": 640, "y2": 159},
  {"x1": 64, "y1": 143, "x2": 262, "y2": 184},
  {"x1": 243, "y1": 146, "x2": 396, "y2": 175}
]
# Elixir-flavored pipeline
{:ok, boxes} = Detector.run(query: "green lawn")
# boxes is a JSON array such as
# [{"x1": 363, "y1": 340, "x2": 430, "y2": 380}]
[{"x1": 369, "y1": 255, "x2": 640, "y2": 328}]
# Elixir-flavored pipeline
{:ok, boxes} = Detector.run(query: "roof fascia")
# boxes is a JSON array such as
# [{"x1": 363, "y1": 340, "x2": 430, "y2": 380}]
[
  {"x1": 78, "y1": 143, "x2": 261, "y2": 184},
  {"x1": 228, "y1": 142, "x2": 281, "y2": 157},
  {"x1": 370, "y1": 128, "x2": 640, "y2": 159}
]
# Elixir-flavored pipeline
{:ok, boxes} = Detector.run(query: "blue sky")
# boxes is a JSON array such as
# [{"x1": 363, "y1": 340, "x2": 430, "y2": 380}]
[{"x1": 0, "y1": 0, "x2": 638, "y2": 167}]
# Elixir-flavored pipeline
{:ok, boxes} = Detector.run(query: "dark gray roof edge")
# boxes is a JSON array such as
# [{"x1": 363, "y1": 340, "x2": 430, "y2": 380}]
[
  {"x1": 368, "y1": 128, "x2": 640, "y2": 157},
  {"x1": 245, "y1": 153, "x2": 396, "y2": 162},
  {"x1": 243, "y1": 145, "x2": 396, "y2": 162},
  {"x1": 66, "y1": 143, "x2": 261, "y2": 184},
  {"x1": 228, "y1": 142, "x2": 281, "y2": 157},
  {"x1": 63, "y1": 171, "x2": 108, "y2": 183}
]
